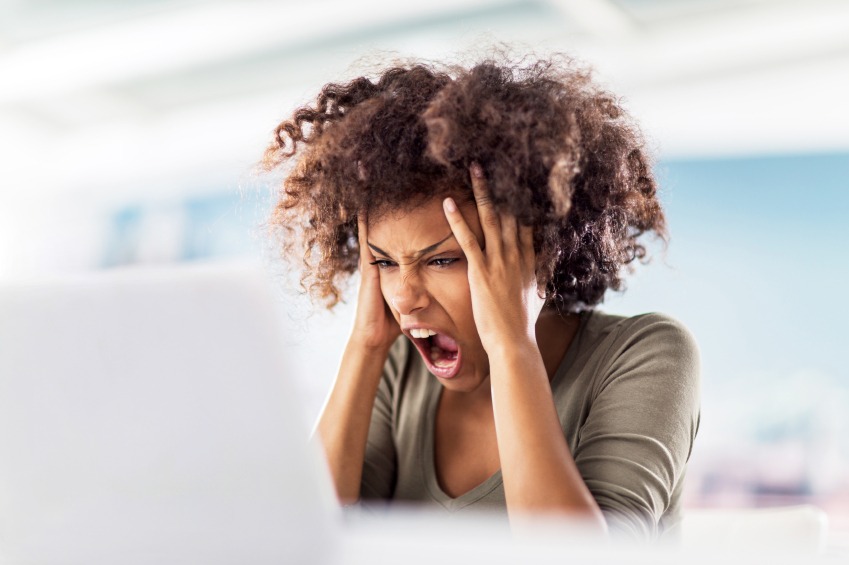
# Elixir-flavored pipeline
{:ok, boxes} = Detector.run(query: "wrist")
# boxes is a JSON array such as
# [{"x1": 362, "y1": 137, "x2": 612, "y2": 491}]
[
  {"x1": 331, "y1": 338, "x2": 392, "y2": 393},
  {"x1": 482, "y1": 319, "x2": 536, "y2": 348},
  {"x1": 485, "y1": 334, "x2": 540, "y2": 366},
  {"x1": 345, "y1": 335, "x2": 395, "y2": 359}
]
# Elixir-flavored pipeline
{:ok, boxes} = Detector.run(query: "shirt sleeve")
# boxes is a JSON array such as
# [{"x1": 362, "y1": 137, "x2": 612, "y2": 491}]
[
  {"x1": 573, "y1": 313, "x2": 701, "y2": 541},
  {"x1": 359, "y1": 336, "x2": 408, "y2": 500}
]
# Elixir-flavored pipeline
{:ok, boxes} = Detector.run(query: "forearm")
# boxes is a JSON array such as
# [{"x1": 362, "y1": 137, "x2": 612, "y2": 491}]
[
  {"x1": 314, "y1": 340, "x2": 390, "y2": 503},
  {"x1": 489, "y1": 340, "x2": 607, "y2": 531}
]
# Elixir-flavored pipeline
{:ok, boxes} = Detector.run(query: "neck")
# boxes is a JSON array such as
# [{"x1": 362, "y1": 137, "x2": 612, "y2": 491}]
[{"x1": 535, "y1": 309, "x2": 581, "y2": 380}]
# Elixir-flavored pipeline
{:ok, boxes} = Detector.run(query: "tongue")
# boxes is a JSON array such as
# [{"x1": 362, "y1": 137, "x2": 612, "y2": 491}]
[{"x1": 433, "y1": 333, "x2": 458, "y2": 353}]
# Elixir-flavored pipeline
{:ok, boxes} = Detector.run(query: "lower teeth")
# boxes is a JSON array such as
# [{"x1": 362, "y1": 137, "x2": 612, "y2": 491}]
[{"x1": 429, "y1": 346, "x2": 456, "y2": 368}]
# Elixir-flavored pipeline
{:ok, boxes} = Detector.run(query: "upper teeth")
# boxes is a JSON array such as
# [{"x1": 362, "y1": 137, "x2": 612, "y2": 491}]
[{"x1": 410, "y1": 328, "x2": 437, "y2": 339}]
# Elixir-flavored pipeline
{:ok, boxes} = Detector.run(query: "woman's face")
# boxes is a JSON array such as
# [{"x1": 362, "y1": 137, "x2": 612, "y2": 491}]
[{"x1": 367, "y1": 194, "x2": 490, "y2": 393}]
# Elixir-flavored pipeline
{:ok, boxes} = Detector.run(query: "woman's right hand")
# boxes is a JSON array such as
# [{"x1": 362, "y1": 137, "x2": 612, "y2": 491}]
[
  {"x1": 316, "y1": 212, "x2": 401, "y2": 503},
  {"x1": 349, "y1": 213, "x2": 401, "y2": 352}
]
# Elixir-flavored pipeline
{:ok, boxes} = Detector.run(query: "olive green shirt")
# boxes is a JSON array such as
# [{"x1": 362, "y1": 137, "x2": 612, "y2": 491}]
[{"x1": 360, "y1": 310, "x2": 701, "y2": 541}]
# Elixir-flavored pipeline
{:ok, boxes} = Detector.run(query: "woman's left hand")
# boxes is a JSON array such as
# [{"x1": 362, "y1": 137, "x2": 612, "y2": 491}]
[{"x1": 442, "y1": 163, "x2": 546, "y2": 354}]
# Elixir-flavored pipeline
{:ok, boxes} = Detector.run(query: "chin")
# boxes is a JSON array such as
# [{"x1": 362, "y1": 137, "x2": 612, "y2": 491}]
[{"x1": 435, "y1": 361, "x2": 490, "y2": 394}]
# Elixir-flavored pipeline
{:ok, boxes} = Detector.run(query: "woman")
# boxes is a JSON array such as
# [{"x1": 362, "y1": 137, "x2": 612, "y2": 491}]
[{"x1": 262, "y1": 56, "x2": 700, "y2": 541}]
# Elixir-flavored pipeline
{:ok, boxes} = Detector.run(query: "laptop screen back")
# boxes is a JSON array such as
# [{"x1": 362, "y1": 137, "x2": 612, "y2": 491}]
[{"x1": 0, "y1": 263, "x2": 336, "y2": 564}]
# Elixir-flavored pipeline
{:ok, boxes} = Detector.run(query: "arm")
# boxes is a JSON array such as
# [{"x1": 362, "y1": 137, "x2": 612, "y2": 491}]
[
  {"x1": 443, "y1": 164, "x2": 606, "y2": 531},
  {"x1": 315, "y1": 340, "x2": 392, "y2": 503},
  {"x1": 488, "y1": 340, "x2": 606, "y2": 528},
  {"x1": 313, "y1": 213, "x2": 401, "y2": 504},
  {"x1": 574, "y1": 314, "x2": 701, "y2": 539}
]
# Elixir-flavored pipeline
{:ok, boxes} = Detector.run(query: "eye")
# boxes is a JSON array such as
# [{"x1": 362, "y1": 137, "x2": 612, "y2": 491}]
[
  {"x1": 429, "y1": 257, "x2": 459, "y2": 268},
  {"x1": 369, "y1": 259, "x2": 397, "y2": 270}
]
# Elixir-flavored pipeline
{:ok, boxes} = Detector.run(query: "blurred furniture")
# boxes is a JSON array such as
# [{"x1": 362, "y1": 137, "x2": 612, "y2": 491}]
[{"x1": 680, "y1": 505, "x2": 829, "y2": 554}]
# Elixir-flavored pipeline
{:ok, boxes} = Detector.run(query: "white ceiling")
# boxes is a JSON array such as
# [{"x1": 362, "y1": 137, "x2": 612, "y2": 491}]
[{"x1": 1, "y1": 0, "x2": 848, "y2": 203}]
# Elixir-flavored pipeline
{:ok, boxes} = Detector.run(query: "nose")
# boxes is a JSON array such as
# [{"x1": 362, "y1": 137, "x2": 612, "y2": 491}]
[{"x1": 390, "y1": 272, "x2": 430, "y2": 315}]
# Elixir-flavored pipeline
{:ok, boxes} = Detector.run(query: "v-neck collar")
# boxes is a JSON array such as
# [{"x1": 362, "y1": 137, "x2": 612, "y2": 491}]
[
  {"x1": 422, "y1": 382, "x2": 504, "y2": 511},
  {"x1": 419, "y1": 310, "x2": 592, "y2": 511}
]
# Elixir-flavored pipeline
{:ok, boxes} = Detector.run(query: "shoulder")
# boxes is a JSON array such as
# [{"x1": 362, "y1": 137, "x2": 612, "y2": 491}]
[
  {"x1": 581, "y1": 310, "x2": 701, "y2": 400},
  {"x1": 378, "y1": 335, "x2": 430, "y2": 402},
  {"x1": 385, "y1": 334, "x2": 414, "y2": 380},
  {"x1": 571, "y1": 312, "x2": 701, "y2": 540},
  {"x1": 374, "y1": 335, "x2": 434, "y2": 444},
  {"x1": 587, "y1": 310, "x2": 699, "y2": 365}
]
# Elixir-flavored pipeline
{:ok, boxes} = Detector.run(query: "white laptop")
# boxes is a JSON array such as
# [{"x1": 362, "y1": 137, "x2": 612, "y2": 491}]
[{"x1": 0, "y1": 262, "x2": 338, "y2": 565}]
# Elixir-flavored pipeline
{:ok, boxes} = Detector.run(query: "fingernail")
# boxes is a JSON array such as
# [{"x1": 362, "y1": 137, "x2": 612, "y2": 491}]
[
  {"x1": 443, "y1": 197, "x2": 457, "y2": 213},
  {"x1": 470, "y1": 162, "x2": 483, "y2": 178}
]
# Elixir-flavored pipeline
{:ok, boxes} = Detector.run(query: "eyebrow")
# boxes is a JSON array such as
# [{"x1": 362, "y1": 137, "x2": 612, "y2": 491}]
[{"x1": 368, "y1": 233, "x2": 455, "y2": 262}]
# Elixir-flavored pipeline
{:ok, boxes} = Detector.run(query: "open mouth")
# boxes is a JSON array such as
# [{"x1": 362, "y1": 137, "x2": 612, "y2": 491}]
[{"x1": 408, "y1": 329, "x2": 462, "y2": 379}]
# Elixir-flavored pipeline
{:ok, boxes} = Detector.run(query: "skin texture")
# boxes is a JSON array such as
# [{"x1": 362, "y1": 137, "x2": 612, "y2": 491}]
[{"x1": 317, "y1": 164, "x2": 606, "y2": 531}]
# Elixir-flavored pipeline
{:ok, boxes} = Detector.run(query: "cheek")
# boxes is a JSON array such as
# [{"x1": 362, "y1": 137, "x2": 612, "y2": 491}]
[
  {"x1": 377, "y1": 273, "x2": 396, "y2": 311},
  {"x1": 426, "y1": 269, "x2": 472, "y2": 310},
  {"x1": 433, "y1": 270, "x2": 482, "y2": 344}
]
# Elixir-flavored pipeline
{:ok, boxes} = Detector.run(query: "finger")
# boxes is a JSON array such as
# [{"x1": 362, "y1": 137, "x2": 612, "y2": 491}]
[
  {"x1": 500, "y1": 212, "x2": 518, "y2": 256},
  {"x1": 443, "y1": 197, "x2": 484, "y2": 265},
  {"x1": 519, "y1": 224, "x2": 535, "y2": 271},
  {"x1": 357, "y1": 212, "x2": 375, "y2": 267},
  {"x1": 469, "y1": 162, "x2": 501, "y2": 254}
]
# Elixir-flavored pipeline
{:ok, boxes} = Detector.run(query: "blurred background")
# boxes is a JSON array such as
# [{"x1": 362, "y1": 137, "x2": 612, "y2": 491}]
[{"x1": 1, "y1": 0, "x2": 847, "y2": 547}]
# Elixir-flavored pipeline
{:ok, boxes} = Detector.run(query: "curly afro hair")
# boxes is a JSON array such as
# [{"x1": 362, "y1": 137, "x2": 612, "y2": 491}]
[{"x1": 262, "y1": 55, "x2": 667, "y2": 312}]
